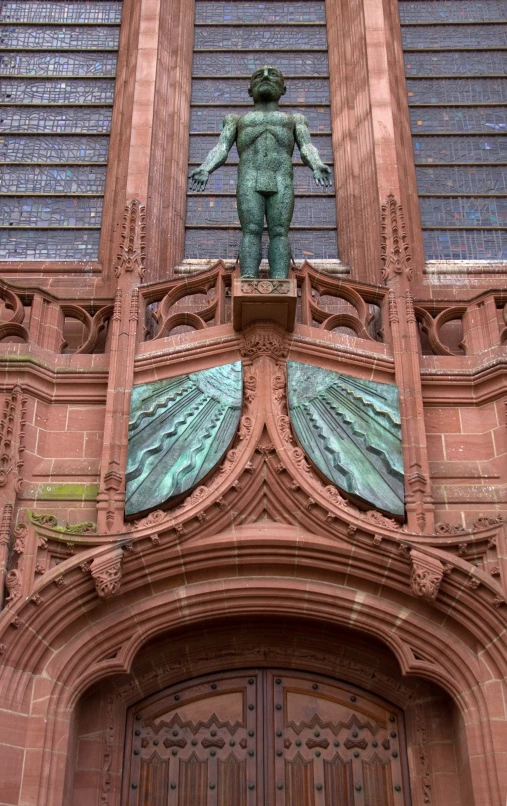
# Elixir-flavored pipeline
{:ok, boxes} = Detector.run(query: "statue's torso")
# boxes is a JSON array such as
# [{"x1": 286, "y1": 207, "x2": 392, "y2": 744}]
[{"x1": 237, "y1": 110, "x2": 295, "y2": 175}]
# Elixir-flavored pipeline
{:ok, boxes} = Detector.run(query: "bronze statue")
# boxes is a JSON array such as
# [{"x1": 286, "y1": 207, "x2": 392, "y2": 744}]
[{"x1": 189, "y1": 66, "x2": 332, "y2": 279}]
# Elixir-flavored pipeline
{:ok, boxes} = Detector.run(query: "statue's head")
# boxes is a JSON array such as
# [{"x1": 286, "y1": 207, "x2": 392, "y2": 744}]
[{"x1": 249, "y1": 65, "x2": 286, "y2": 102}]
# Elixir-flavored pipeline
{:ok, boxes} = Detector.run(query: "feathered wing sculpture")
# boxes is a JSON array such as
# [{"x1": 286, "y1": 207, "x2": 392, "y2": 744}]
[
  {"x1": 287, "y1": 362, "x2": 404, "y2": 516},
  {"x1": 125, "y1": 362, "x2": 242, "y2": 516}
]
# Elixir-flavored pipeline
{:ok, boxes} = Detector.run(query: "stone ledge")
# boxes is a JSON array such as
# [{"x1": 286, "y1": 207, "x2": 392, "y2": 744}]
[
  {"x1": 232, "y1": 275, "x2": 297, "y2": 331},
  {"x1": 175, "y1": 258, "x2": 349, "y2": 276}
]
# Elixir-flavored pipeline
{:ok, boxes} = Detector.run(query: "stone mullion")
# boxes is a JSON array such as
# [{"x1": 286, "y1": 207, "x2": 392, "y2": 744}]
[
  {"x1": 326, "y1": 0, "x2": 425, "y2": 282},
  {"x1": 145, "y1": 0, "x2": 195, "y2": 281},
  {"x1": 326, "y1": 0, "x2": 381, "y2": 283},
  {"x1": 380, "y1": 0, "x2": 425, "y2": 277},
  {"x1": 388, "y1": 282, "x2": 434, "y2": 533},
  {"x1": 97, "y1": 257, "x2": 140, "y2": 533},
  {"x1": 0, "y1": 387, "x2": 26, "y2": 609}
]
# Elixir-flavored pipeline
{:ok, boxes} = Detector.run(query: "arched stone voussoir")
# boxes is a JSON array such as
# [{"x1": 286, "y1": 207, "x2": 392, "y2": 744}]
[
  {"x1": 19, "y1": 569, "x2": 490, "y2": 714},
  {"x1": 0, "y1": 524, "x2": 505, "y2": 702}
]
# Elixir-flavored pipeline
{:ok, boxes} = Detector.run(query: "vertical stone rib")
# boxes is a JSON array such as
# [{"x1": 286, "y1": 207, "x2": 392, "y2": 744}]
[
  {"x1": 145, "y1": 0, "x2": 195, "y2": 280},
  {"x1": 379, "y1": 0, "x2": 425, "y2": 275},
  {"x1": 326, "y1": 0, "x2": 380, "y2": 282}
]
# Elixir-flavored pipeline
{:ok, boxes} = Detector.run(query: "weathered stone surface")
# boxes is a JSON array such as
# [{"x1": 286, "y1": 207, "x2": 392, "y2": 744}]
[
  {"x1": 287, "y1": 361, "x2": 404, "y2": 516},
  {"x1": 125, "y1": 362, "x2": 242, "y2": 515}
]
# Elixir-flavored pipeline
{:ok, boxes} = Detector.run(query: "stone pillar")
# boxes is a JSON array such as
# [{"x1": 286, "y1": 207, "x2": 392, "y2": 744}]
[
  {"x1": 96, "y1": 201, "x2": 145, "y2": 533},
  {"x1": 325, "y1": 0, "x2": 425, "y2": 281},
  {"x1": 144, "y1": 0, "x2": 195, "y2": 281},
  {"x1": 382, "y1": 194, "x2": 434, "y2": 533}
]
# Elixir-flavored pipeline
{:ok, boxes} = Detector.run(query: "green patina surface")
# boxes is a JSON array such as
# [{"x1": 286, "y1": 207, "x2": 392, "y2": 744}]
[
  {"x1": 189, "y1": 66, "x2": 331, "y2": 279},
  {"x1": 125, "y1": 362, "x2": 243, "y2": 516},
  {"x1": 287, "y1": 361, "x2": 405, "y2": 517}
]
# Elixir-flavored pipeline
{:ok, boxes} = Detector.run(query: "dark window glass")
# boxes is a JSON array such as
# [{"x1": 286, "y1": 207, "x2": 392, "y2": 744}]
[
  {"x1": 0, "y1": 1, "x2": 122, "y2": 260},
  {"x1": 191, "y1": 77, "x2": 331, "y2": 104},
  {"x1": 413, "y1": 136, "x2": 507, "y2": 164},
  {"x1": 0, "y1": 135, "x2": 110, "y2": 163},
  {"x1": 404, "y1": 52, "x2": 507, "y2": 76},
  {"x1": 0, "y1": 165, "x2": 107, "y2": 194},
  {"x1": 423, "y1": 229, "x2": 507, "y2": 260},
  {"x1": 0, "y1": 52, "x2": 118, "y2": 77},
  {"x1": 194, "y1": 26, "x2": 327, "y2": 49},
  {"x1": 0, "y1": 78, "x2": 116, "y2": 105},
  {"x1": 185, "y1": 228, "x2": 337, "y2": 260},
  {"x1": 0, "y1": 228, "x2": 100, "y2": 259},
  {"x1": 193, "y1": 52, "x2": 330, "y2": 77},
  {"x1": 195, "y1": 3, "x2": 326, "y2": 24},
  {"x1": 186, "y1": 195, "x2": 336, "y2": 227},
  {"x1": 401, "y1": 0, "x2": 507, "y2": 260},
  {"x1": 0, "y1": 26, "x2": 120, "y2": 50},
  {"x1": 419, "y1": 196, "x2": 507, "y2": 227},
  {"x1": 416, "y1": 165, "x2": 507, "y2": 195},
  {"x1": 0, "y1": 107, "x2": 113, "y2": 134},
  {"x1": 402, "y1": 24, "x2": 507, "y2": 49},
  {"x1": 0, "y1": 196, "x2": 103, "y2": 227},
  {"x1": 410, "y1": 107, "x2": 507, "y2": 133},
  {"x1": 406, "y1": 78, "x2": 507, "y2": 104},
  {"x1": 0, "y1": 3, "x2": 123, "y2": 24},
  {"x1": 399, "y1": 1, "x2": 507, "y2": 24}
]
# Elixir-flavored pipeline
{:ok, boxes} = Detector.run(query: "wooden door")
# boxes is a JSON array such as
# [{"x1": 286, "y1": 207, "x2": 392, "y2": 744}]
[
  {"x1": 265, "y1": 671, "x2": 408, "y2": 806},
  {"x1": 123, "y1": 670, "x2": 410, "y2": 806}
]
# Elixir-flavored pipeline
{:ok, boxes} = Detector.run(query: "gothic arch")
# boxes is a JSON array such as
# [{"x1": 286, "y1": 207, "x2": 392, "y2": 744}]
[{"x1": 0, "y1": 523, "x2": 504, "y2": 805}]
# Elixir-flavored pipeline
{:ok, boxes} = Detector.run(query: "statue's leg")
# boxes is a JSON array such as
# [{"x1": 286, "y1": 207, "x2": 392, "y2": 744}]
[
  {"x1": 266, "y1": 180, "x2": 294, "y2": 279},
  {"x1": 237, "y1": 179, "x2": 265, "y2": 278}
]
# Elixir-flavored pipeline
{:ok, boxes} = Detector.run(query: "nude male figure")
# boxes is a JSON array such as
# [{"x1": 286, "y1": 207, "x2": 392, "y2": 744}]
[{"x1": 189, "y1": 66, "x2": 332, "y2": 279}]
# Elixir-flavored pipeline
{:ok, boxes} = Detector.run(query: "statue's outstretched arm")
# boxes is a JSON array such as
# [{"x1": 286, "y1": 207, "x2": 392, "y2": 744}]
[
  {"x1": 294, "y1": 113, "x2": 332, "y2": 187},
  {"x1": 189, "y1": 114, "x2": 239, "y2": 191}
]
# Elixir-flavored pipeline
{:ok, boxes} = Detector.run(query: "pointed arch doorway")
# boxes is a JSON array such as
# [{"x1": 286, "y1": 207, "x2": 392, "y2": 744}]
[{"x1": 122, "y1": 669, "x2": 410, "y2": 805}]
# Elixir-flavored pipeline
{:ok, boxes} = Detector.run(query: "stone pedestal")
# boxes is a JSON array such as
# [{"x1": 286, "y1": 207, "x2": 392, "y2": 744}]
[{"x1": 232, "y1": 273, "x2": 297, "y2": 332}]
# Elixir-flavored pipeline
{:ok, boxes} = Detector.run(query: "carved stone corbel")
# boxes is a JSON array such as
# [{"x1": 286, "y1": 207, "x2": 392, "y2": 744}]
[
  {"x1": 90, "y1": 547, "x2": 124, "y2": 600},
  {"x1": 410, "y1": 549, "x2": 444, "y2": 602}
]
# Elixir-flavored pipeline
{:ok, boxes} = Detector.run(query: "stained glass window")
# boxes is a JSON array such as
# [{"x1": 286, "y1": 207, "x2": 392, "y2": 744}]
[
  {"x1": 0, "y1": 0, "x2": 123, "y2": 261},
  {"x1": 185, "y1": 1, "x2": 337, "y2": 262},
  {"x1": 400, "y1": 0, "x2": 507, "y2": 260}
]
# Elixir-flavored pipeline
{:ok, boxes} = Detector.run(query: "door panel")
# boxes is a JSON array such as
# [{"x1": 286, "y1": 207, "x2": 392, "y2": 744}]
[
  {"x1": 125, "y1": 672, "x2": 263, "y2": 806},
  {"x1": 123, "y1": 670, "x2": 409, "y2": 806},
  {"x1": 265, "y1": 671, "x2": 407, "y2": 806}
]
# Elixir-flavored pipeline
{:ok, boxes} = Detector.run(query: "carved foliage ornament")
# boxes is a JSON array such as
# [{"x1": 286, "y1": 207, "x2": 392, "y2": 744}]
[
  {"x1": 0, "y1": 386, "x2": 26, "y2": 491},
  {"x1": 410, "y1": 550, "x2": 444, "y2": 602},
  {"x1": 239, "y1": 323, "x2": 288, "y2": 360},
  {"x1": 114, "y1": 199, "x2": 146, "y2": 279},
  {"x1": 240, "y1": 279, "x2": 290, "y2": 295},
  {"x1": 5, "y1": 569, "x2": 21, "y2": 605},
  {"x1": 381, "y1": 193, "x2": 412, "y2": 283},
  {"x1": 91, "y1": 548, "x2": 124, "y2": 599}
]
